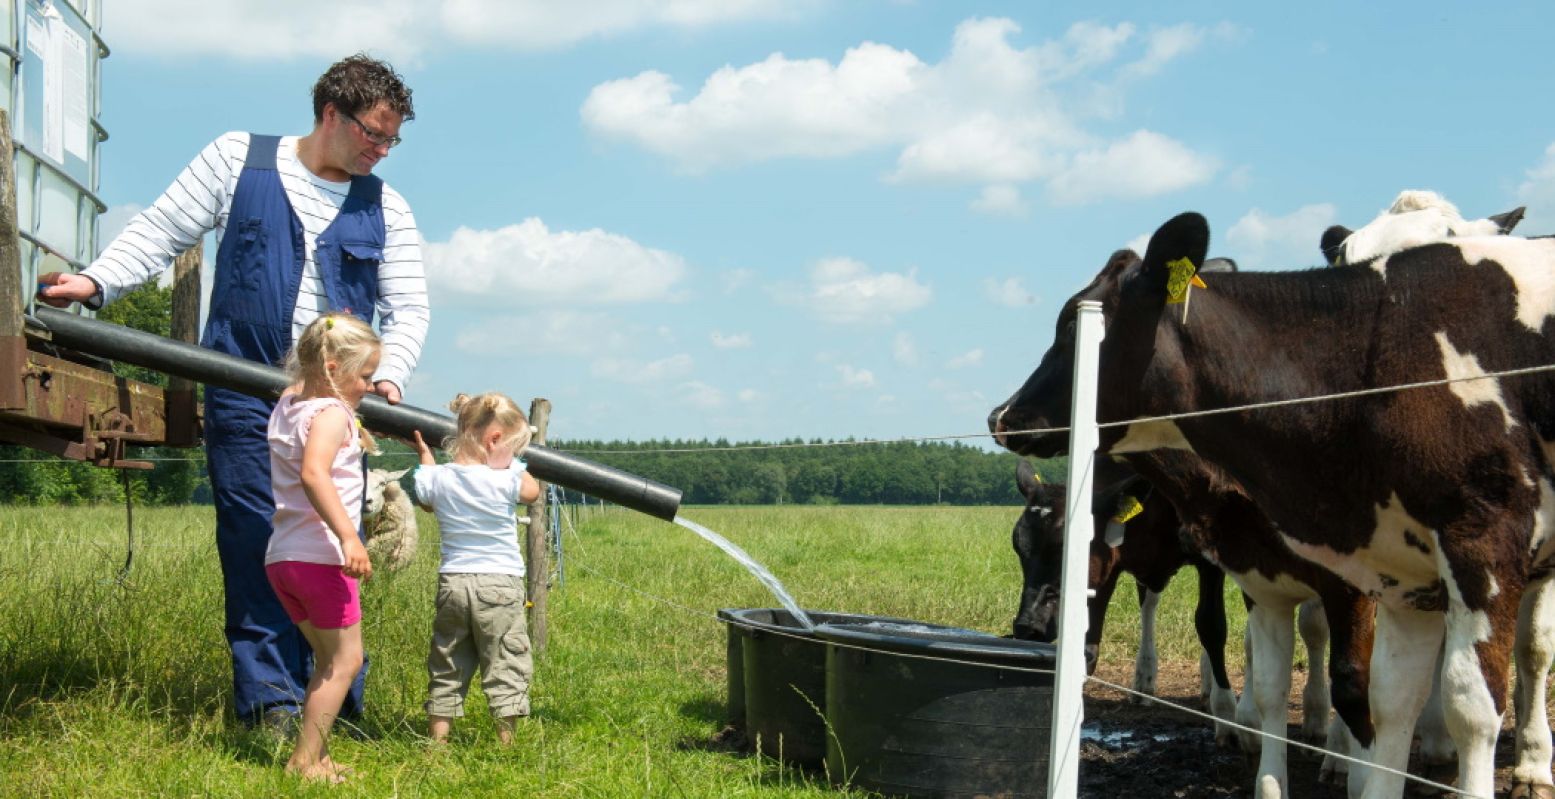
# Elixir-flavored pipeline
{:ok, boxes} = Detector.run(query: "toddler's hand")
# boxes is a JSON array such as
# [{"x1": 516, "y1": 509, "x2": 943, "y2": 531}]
[
  {"x1": 412, "y1": 430, "x2": 436, "y2": 465},
  {"x1": 342, "y1": 539, "x2": 373, "y2": 580}
]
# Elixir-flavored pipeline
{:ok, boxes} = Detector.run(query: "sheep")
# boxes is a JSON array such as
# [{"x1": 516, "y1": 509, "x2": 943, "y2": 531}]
[
  {"x1": 1320, "y1": 189, "x2": 1525, "y2": 266},
  {"x1": 364, "y1": 467, "x2": 418, "y2": 572}
]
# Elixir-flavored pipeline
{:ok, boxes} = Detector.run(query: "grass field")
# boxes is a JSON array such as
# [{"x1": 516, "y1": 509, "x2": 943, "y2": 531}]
[{"x1": 0, "y1": 503, "x2": 1247, "y2": 797}]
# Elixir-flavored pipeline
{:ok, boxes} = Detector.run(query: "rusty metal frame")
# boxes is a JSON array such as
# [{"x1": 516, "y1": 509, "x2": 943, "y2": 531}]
[{"x1": 0, "y1": 329, "x2": 192, "y2": 469}]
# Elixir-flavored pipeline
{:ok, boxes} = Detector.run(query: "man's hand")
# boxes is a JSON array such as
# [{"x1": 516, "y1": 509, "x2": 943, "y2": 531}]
[
  {"x1": 36, "y1": 272, "x2": 98, "y2": 308},
  {"x1": 374, "y1": 381, "x2": 402, "y2": 405}
]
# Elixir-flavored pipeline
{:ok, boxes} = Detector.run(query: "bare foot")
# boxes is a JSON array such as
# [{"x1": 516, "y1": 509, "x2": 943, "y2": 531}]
[
  {"x1": 319, "y1": 756, "x2": 355, "y2": 777},
  {"x1": 286, "y1": 760, "x2": 350, "y2": 784}
]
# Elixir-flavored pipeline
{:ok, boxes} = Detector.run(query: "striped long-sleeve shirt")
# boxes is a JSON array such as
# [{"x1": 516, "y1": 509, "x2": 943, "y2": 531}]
[{"x1": 81, "y1": 131, "x2": 430, "y2": 392}]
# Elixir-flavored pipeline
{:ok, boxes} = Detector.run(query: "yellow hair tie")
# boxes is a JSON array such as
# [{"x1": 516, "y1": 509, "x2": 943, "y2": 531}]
[{"x1": 325, "y1": 317, "x2": 335, "y2": 330}]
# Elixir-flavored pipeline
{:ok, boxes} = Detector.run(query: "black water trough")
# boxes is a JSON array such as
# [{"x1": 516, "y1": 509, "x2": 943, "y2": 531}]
[
  {"x1": 817, "y1": 621, "x2": 1057, "y2": 799},
  {"x1": 718, "y1": 608, "x2": 927, "y2": 767}
]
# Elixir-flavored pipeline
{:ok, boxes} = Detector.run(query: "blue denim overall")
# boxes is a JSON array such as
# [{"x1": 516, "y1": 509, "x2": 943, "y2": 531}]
[{"x1": 201, "y1": 134, "x2": 385, "y2": 723}]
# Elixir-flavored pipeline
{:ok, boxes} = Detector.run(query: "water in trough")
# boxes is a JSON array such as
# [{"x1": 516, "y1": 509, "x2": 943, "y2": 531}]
[{"x1": 674, "y1": 516, "x2": 814, "y2": 630}]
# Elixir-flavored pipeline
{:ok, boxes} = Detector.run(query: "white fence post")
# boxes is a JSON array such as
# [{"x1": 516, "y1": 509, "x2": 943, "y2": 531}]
[{"x1": 1047, "y1": 300, "x2": 1104, "y2": 798}]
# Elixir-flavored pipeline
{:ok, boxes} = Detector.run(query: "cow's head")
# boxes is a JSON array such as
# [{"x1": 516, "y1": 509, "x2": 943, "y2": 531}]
[
  {"x1": 1009, "y1": 458, "x2": 1152, "y2": 674},
  {"x1": 989, "y1": 211, "x2": 1211, "y2": 459},
  {"x1": 1010, "y1": 458, "x2": 1066, "y2": 642}
]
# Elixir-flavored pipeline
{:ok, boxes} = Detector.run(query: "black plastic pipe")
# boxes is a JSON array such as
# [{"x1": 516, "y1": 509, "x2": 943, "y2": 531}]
[{"x1": 28, "y1": 305, "x2": 683, "y2": 521}]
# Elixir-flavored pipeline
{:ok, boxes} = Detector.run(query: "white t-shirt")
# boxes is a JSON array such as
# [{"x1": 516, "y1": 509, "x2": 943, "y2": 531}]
[
  {"x1": 266, "y1": 394, "x2": 364, "y2": 566},
  {"x1": 415, "y1": 462, "x2": 530, "y2": 577}
]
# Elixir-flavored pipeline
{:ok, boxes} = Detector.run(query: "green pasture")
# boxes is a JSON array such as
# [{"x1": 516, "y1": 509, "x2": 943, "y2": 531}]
[{"x1": 0, "y1": 504, "x2": 1246, "y2": 797}]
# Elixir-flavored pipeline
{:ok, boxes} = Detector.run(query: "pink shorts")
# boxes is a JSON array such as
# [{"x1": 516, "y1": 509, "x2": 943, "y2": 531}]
[{"x1": 266, "y1": 561, "x2": 361, "y2": 629}]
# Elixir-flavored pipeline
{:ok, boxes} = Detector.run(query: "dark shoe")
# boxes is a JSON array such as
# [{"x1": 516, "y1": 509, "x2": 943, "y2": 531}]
[{"x1": 259, "y1": 707, "x2": 300, "y2": 740}]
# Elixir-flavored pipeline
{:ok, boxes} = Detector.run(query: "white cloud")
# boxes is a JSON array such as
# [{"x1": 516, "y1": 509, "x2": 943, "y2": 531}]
[
  {"x1": 1119, "y1": 23, "x2": 1207, "y2": 80},
  {"x1": 720, "y1": 268, "x2": 756, "y2": 294},
  {"x1": 582, "y1": 43, "x2": 926, "y2": 172},
  {"x1": 971, "y1": 184, "x2": 1028, "y2": 216},
  {"x1": 795, "y1": 256, "x2": 932, "y2": 324},
  {"x1": 107, "y1": 1, "x2": 427, "y2": 62},
  {"x1": 737, "y1": 388, "x2": 761, "y2": 403},
  {"x1": 1518, "y1": 142, "x2": 1555, "y2": 234},
  {"x1": 107, "y1": 0, "x2": 806, "y2": 60},
  {"x1": 1046, "y1": 130, "x2": 1218, "y2": 205},
  {"x1": 893, "y1": 331, "x2": 918, "y2": 366},
  {"x1": 678, "y1": 380, "x2": 726, "y2": 410},
  {"x1": 1224, "y1": 203, "x2": 1338, "y2": 269},
  {"x1": 583, "y1": 16, "x2": 1222, "y2": 203},
  {"x1": 1125, "y1": 232, "x2": 1151, "y2": 256},
  {"x1": 453, "y1": 310, "x2": 632, "y2": 357},
  {"x1": 947, "y1": 348, "x2": 984, "y2": 369},
  {"x1": 440, "y1": 0, "x2": 803, "y2": 50},
  {"x1": 983, "y1": 276, "x2": 1036, "y2": 307},
  {"x1": 592, "y1": 353, "x2": 694, "y2": 383},
  {"x1": 836, "y1": 364, "x2": 877, "y2": 389},
  {"x1": 710, "y1": 331, "x2": 752, "y2": 349},
  {"x1": 425, "y1": 218, "x2": 688, "y2": 306}
]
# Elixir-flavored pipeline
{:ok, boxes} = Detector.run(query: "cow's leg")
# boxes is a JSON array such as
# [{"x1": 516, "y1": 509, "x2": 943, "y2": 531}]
[
  {"x1": 1132, "y1": 583, "x2": 1161, "y2": 701},
  {"x1": 1193, "y1": 563, "x2": 1238, "y2": 748},
  {"x1": 1414, "y1": 643, "x2": 1455, "y2": 766},
  {"x1": 1247, "y1": 600, "x2": 1297, "y2": 796},
  {"x1": 1296, "y1": 597, "x2": 1331, "y2": 741},
  {"x1": 1318, "y1": 587, "x2": 1375, "y2": 796},
  {"x1": 1439, "y1": 589, "x2": 1514, "y2": 799},
  {"x1": 1235, "y1": 593, "x2": 1262, "y2": 754},
  {"x1": 1361, "y1": 604, "x2": 1440, "y2": 799},
  {"x1": 1512, "y1": 574, "x2": 1555, "y2": 797}
]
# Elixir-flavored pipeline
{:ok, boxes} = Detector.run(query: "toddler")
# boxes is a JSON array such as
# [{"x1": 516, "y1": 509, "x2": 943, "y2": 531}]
[{"x1": 412, "y1": 392, "x2": 541, "y2": 744}]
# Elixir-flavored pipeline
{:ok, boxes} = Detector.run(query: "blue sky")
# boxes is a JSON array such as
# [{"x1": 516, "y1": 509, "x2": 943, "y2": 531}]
[{"x1": 91, "y1": 1, "x2": 1555, "y2": 444}]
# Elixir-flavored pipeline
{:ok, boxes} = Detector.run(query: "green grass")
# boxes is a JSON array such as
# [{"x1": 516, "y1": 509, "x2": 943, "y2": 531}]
[{"x1": 0, "y1": 504, "x2": 1244, "y2": 797}]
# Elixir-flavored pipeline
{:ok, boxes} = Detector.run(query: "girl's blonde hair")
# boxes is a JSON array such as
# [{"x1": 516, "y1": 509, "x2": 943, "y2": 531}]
[
  {"x1": 284, "y1": 313, "x2": 382, "y2": 452},
  {"x1": 445, "y1": 392, "x2": 532, "y2": 462}
]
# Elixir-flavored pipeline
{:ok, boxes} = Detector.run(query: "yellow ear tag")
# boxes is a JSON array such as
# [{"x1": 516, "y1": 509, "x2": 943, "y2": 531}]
[
  {"x1": 1164, "y1": 257, "x2": 1205, "y2": 304},
  {"x1": 1111, "y1": 495, "x2": 1144, "y2": 525}
]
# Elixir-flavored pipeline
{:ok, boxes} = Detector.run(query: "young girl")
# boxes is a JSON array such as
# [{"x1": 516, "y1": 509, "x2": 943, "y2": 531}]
[
  {"x1": 411, "y1": 392, "x2": 541, "y2": 744},
  {"x1": 265, "y1": 313, "x2": 380, "y2": 782}
]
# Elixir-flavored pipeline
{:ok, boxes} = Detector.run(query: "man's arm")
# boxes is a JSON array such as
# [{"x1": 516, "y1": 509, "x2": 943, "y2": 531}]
[
  {"x1": 371, "y1": 186, "x2": 429, "y2": 404},
  {"x1": 40, "y1": 134, "x2": 241, "y2": 308}
]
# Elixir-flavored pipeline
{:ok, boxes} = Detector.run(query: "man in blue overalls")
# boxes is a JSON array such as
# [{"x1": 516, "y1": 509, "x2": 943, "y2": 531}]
[{"x1": 39, "y1": 54, "x2": 431, "y2": 730}]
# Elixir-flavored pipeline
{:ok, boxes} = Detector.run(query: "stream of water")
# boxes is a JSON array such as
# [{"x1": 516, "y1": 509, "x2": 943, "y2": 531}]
[{"x1": 674, "y1": 515, "x2": 814, "y2": 630}]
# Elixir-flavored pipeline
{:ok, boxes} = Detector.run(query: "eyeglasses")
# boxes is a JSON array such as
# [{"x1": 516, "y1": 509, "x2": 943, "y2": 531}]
[{"x1": 341, "y1": 111, "x2": 402, "y2": 148}]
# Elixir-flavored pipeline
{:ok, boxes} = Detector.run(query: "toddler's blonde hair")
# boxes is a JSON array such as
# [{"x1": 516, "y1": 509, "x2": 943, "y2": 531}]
[
  {"x1": 445, "y1": 392, "x2": 532, "y2": 463},
  {"x1": 284, "y1": 313, "x2": 382, "y2": 452}
]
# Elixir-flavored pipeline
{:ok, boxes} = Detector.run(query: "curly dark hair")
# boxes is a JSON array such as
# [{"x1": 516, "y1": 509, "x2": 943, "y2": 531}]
[{"x1": 311, "y1": 54, "x2": 415, "y2": 123}]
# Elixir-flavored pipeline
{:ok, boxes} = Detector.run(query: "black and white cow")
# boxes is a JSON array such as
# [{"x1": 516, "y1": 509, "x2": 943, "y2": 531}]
[
  {"x1": 1320, "y1": 189, "x2": 1524, "y2": 267},
  {"x1": 1009, "y1": 459, "x2": 1240, "y2": 746},
  {"x1": 990, "y1": 213, "x2": 1555, "y2": 799}
]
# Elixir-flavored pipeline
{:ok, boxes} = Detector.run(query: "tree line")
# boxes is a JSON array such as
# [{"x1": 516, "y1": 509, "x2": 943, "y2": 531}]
[{"x1": 0, "y1": 284, "x2": 1067, "y2": 506}]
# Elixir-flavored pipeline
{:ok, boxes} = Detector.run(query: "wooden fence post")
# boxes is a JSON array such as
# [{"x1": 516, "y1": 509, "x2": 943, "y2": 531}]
[
  {"x1": 0, "y1": 109, "x2": 25, "y2": 411},
  {"x1": 525, "y1": 397, "x2": 552, "y2": 653},
  {"x1": 164, "y1": 242, "x2": 202, "y2": 446}
]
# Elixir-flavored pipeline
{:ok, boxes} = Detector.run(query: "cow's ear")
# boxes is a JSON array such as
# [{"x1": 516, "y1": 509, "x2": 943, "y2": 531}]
[
  {"x1": 1016, "y1": 459, "x2": 1041, "y2": 499},
  {"x1": 1320, "y1": 225, "x2": 1351, "y2": 266},
  {"x1": 1140, "y1": 212, "x2": 1210, "y2": 299},
  {"x1": 1489, "y1": 206, "x2": 1526, "y2": 235}
]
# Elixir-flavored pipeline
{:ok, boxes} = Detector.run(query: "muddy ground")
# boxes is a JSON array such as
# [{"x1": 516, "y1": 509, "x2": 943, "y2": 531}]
[{"x1": 1080, "y1": 660, "x2": 1522, "y2": 798}]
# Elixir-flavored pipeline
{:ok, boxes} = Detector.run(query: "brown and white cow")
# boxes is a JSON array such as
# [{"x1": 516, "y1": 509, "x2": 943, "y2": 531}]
[
  {"x1": 1014, "y1": 443, "x2": 1379, "y2": 795},
  {"x1": 990, "y1": 213, "x2": 1555, "y2": 799},
  {"x1": 1009, "y1": 460, "x2": 1240, "y2": 745}
]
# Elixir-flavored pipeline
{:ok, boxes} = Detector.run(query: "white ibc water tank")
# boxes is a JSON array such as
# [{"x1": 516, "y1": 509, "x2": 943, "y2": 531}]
[{"x1": 3, "y1": 0, "x2": 106, "y2": 291}]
